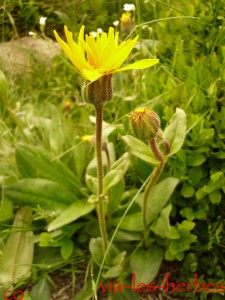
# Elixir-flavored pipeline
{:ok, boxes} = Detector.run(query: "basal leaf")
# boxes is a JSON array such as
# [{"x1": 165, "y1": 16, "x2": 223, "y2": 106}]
[
  {"x1": 4, "y1": 179, "x2": 76, "y2": 215},
  {"x1": 30, "y1": 277, "x2": 51, "y2": 300},
  {"x1": 130, "y1": 246, "x2": 163, "y2": 283},
  {"x1": 47, "y1": 200, "x2": 95, "y2": 231},
  {"x1": 111, "y1": 213, "x2": 143, "y2": 231},
  {"x1": 150, "y1": 203, "x2": 172, "y2": 237},
  {"x1": 89, "y1": 237, "x2": 118, "y2": 267},
  {"x1": 0, "y1": 206, "x2": 34, "y2": 285},
  {"x1": 16, "y1": 144, "x2": 81, "y2": 193}
]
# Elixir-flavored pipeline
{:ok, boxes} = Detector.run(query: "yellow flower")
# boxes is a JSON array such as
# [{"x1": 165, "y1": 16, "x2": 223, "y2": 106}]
[
  {"x1": 121, "y1": 12, "x2": 132, "y2": 25},
  {"x1": 54, "y1": 25, "x2": 159, "y2": 82}
]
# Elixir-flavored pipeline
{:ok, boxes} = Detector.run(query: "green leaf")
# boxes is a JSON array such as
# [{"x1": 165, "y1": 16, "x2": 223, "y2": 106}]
[
  {"x1": 130, "y1": 246, "x2": 163, "y2": 283},
  {"x1": 60, "y1": 238, "x2": 74, "y2": 260},
  {"x1": 188, "y1": 167, "x2": 203, "y2": 186},
  {"x1": 111, "y1": 213, "x2": 143, "y2": 231},
  {"x1": 39, "y1": 232, "x2": 58, "y2": 247},
  {"x1": 30, "y1": 277, "x2": 51, "y2": 300},
  {"x1": 47, "y1": 200, "x2": 95, "y2": 231},
  {"x1": 187, "y1": 153, "x2": 206, "y2": 166},
  {"x1": 0, "y1": 69, "x2": 8, "y2": 99},
  {"x1": 203, "y1": 172, "x2": 224, "y2": 194},
  {"x1": 72, "y1": 278, "x2": 93, "y2": 300},
  {"x1": 113, "y1": 230, "x2": 142, "y2": 242},
  {"x1": 89, "y1": 237, "x2": 118, "y2": 267},
  {"x1": 209, "y1": 190, "x2": 221, "y2": 204},
  {"x1": 180, "y1": 207, "x2": 195, "y2": 221},
  {"x1": 196, "y1": 187, "x2": 207, "y2": 200},
  {"x1": 181, "y1": 183, "x2": 195, "y2": 198},
  {"x1": 4, "y1": 179, "x2": 76, "y2": 215},
  {"x1": 178, "y1": 220, "x2": 195, "y2": 232},
  {"x1": 15, "y1": 144, "x2": 81, "y2": 193},
  {"x1": 103, "y1": 252, "x2": 126, "y2": 278},
  {"x1": 103, "y1": 170, "x2": 123, "y2": 193},
  {"x1": 0, "y1": 206, "x2": 34, "y2": 284},
  {"x1": 120, "y1": 135, "x2": 160, "y2": 165},
  {"x1": 150, "y1": 203, "x2": 172, "y2": 237},
  {"x1": 111, "y1": 152, "x2": 131, "y2": 175},
  {"x1": 110, "y1": 178, "x2": 125, "y2": 214},
  {"x1": 136, "y1": 177, "x2": 179, "y2": 224},
  {"x1": 163, "y1": 108, "x2": 187, "y2": 156},
  {"x1": 49, "y1": 105, "x2": 64, "y2": 154},
  {"x1": 0, "y1": 197, "x2": 13, "y2": 223}
]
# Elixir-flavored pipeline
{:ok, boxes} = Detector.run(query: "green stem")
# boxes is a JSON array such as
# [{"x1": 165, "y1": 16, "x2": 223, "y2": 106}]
[
  {"x1": 95, "y1": 104, "x2": 108, "y2": 254},
  {"x1": 104, "y1": 145, "x2": 113, "y2": 229},
  {"x1": 142, "y1": 138, "x2": 165, "y2": 247}
]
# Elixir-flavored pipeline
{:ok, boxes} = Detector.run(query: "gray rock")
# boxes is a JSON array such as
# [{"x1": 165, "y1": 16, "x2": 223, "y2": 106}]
[{"x1": 0, "y1": 36, "x2": 61, "y2": 74}]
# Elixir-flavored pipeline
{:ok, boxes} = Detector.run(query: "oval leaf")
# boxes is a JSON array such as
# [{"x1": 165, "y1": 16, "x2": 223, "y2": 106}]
[
  {"x1": 89, "y1": 237, "x2": 118, "y2": 267},
  {"x1": 130, "y1": 246, "x2": 163, "y2": 283},
  {"x1": 47, "y1": 200, "x2": 95, "y2": 231},
  {"x1": 150, "y1": 203, "x2": 172, "y2": 238},
  {"x1": 103, "y1": 170, "x2": 123, "y2": 193},
  {"x1": 4, "y1": 179, "x2": 76, "y2": 215},
  {"x1": 135, "y1": 177, "x2": 179, "y2": 224},
  {"x1": 121, "y1": 135, "x2": 160, "y2": 165},
  {"x1": 30, "y1": 277, "x2": 51, "y2": 300},
  {"x1": 16, "y1": 144, "x2": 81, "y2": 193},
  {"x1": 163, "y1": 108, "x2": 187, "y2": 156},
  {"x1": 0, "y1": 206, "x2": 34, "y2": 285},
  {"x1": 111, "y1": 212, "x2": 143, "y2": 231}
]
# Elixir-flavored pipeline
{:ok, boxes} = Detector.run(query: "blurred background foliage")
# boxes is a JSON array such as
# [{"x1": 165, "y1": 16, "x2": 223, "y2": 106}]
[{"x1": 1, "y1": 0, "x2": 225, "y2": 297}]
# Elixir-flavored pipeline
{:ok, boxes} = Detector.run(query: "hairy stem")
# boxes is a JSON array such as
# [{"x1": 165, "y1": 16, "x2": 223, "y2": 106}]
[
  {"x1": 95, "y1": 104, "x2": 108, "y2": 254},
  {"x1": 142, "y1": 138, "x2": 165, "y2": 247}
]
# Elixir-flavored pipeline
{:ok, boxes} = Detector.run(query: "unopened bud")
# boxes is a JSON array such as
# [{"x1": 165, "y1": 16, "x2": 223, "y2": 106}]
[
  {"x1": 130, "y1": 107, "x2": 160, "y2": 140},
  {"x1": 83, "y1": 74, "x2": 113, "y2": 105},
  {"x1": 120, "y1": 12, "x2": 133, "y2": 35}
]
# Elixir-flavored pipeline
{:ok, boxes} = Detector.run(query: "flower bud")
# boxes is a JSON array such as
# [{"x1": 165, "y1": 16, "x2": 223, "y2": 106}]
[
  {"x1": 130, "y1": 107, "x2": 160, "y2": 140},
  {"x1": 120, "y1": 12, "x2": 133, "y2": 35},
  {"x1": 83, "y1": 74, "x2": 113, "y2": 105}
]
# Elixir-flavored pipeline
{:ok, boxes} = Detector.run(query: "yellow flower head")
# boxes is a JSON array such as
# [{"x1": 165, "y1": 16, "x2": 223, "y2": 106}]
[
  {"x1": 121, "y1": 12, "x2": 132, "y2": 25},
  {"x1": 54, "y1": 25, "x2": 159, "y2": 82}
]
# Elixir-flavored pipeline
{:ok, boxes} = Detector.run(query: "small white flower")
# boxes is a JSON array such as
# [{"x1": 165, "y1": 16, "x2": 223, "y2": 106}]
[
  {"x1": 123, "y1": 3, "x2": 136, "y2": 12},
  {"x1": 28, "y1": 31, "x2": 36, "y2": 36},
  {"x1": 113, "y1": 20, "x2": 119, "y2": 26},
  {"x1": 90, "y1": 31, "x2": 97, "y2": 38},
  {"x1": 39, "y1": 16, "x2": 47, "y2": 25},
  {"x1": 97, "y1": 28, "x2": 103, "y2": 33}
]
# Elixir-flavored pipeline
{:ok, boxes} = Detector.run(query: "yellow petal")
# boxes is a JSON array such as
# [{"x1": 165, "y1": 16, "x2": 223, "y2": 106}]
[
  {"x1": 115, "y1": 31, "x2": 119, "y2": 47},
  {"x1": 103, "y1": 36, "x2": 138, "y2": 71},
  {"x1": 83, "y1": 69, "x2": 103, "y2": 82},
  {"x1": 54, "y1": 29, "x2": 73, "y2": 60},
  {"x1": 113, "y1": 58, "x2": 159, "y2": 72},
  {"x1": 77, "y1": 36, "x2": 96, "y2": 68},
  {"x1": 85, "y1": 34, "x2": 99, "y2": 67},
  {"x1": 78, "y1": 25, "x2": 85, "y2": 53},
  {"x1": 64, "y1": 26, "x2": 92, "y2": 72}
]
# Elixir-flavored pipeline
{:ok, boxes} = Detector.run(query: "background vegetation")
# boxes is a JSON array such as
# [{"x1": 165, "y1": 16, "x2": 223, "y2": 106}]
[{"x1": 0, "y1": 0, "x2": 225, "y2": 299}]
